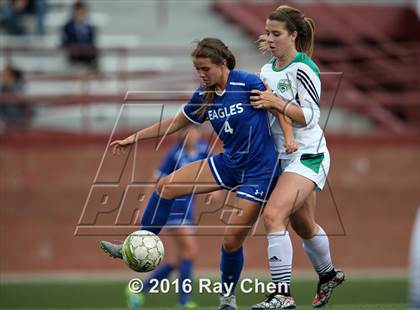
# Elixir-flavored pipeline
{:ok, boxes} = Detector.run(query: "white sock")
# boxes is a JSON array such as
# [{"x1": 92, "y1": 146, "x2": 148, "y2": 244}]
[
  {"x1": 302, "y1": 226, "x2": 334, "y2": 276},
  {"x1": 267, "y1": 231, "x2": 293, "y2": 286}
]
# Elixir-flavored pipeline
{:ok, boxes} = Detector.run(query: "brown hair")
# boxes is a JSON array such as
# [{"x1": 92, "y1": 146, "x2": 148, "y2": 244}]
[
  {"x1": 191, "y1": 38, "x2": 236, "y2": 117},
  {"x1": 74, "y1": 1, "x2": 87, "y2": 12},
  {"x1": 258, "y1": 5, "x2": 315, "y2": 57}
]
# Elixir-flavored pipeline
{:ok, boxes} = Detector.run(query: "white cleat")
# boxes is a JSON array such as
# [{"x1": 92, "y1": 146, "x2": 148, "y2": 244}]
[
  {"x1": 252, "y1": 293, "x2": 296, "y2": 309},
  {"x1": 218, "y1": 294, "x2": 237, "y2": 310},
  {"x1": 99, "y1": 241, "x2": 123, "y2": 259}
]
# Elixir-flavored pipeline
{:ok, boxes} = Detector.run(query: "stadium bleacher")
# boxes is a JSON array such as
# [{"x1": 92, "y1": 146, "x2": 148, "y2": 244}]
[
  {"x1": 213, "y1": 1, "x2": 419, "y2": 133},
  {"x1": 0, "y1": 0, "x2": 418, "y2": 135}
]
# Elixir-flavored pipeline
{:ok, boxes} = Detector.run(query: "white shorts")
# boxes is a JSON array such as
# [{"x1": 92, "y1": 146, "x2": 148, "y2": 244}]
[{"x1": 280, "y1": 151, "x2": 330, "y2": 191}]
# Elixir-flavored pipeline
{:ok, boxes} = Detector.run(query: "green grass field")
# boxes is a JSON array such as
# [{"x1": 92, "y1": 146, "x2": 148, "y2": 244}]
[{"x1": 0, "y1": 278, "x2": 407, "y2": 309}]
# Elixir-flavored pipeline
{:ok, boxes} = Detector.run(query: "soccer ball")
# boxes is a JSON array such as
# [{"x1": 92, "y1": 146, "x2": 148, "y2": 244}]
[{"x1": 122, "y1": 230, "x2": 164, "y2": 272}]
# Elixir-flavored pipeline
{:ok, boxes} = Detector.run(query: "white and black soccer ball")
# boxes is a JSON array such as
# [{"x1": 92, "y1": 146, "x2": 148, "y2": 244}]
[{"x1": 122, "y1": 230, "x2": 164, "y2": 272}]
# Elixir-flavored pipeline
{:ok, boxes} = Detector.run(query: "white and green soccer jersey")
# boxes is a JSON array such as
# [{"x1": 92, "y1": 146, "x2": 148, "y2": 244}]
[{"x1": 260, "y1": 52, "x2": 327, "y2": 159}]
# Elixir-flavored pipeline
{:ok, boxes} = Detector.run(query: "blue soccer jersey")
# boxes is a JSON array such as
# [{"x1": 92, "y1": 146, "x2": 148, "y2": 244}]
[
  {"x1": 156, "y1": 141, "x2": 209, "y2": 225},
  {"x1": 182, "y1": 70, "x2": 279, "y2": 204}
]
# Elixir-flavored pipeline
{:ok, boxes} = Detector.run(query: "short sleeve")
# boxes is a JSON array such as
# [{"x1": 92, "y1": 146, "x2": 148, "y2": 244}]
[
  {"x1": 247, "y1": 73, "x2": 266, "y2": 92},
  {"x1": 156, "y1": 145, "x2": 179, "y2": 177},
  {"x1": 296, "y1": 66, "x2": 321, "y2": 128},
  {"x1": 182, "y1": 89, "x2": 207, "y2": 124}
]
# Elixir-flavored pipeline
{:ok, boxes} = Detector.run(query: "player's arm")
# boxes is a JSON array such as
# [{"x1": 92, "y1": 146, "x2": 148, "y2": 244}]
[
  {"x1": 251, "y1": 87, "x2": 307, "y2": 126},
  {"x1": 110, "y1": 112, "x2": 190, "y2": 154},
  {"x1": 274, "y1": 111, "x2": 298, "y2": 154},
  {"x1": 252, "y1": 66, "x2": 321, "y2": 127}
]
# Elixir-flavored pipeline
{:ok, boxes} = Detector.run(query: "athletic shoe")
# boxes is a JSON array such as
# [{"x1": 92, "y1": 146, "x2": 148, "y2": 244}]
[
  {"x1": 125, "y1": 286, "x2": 145, "y2": 310},
  {"x1": 252, "y1": 293, "x2": 296, "y2": 309},
  {"x1": 312, "y1": 269, "x2": 345, "y2": 308},
  {"x1": 99, "y1": 241, "x2": 123, "y2": 259},
  {"x1": 218, "y1": 294, "x2": 237, "y2": 310}
]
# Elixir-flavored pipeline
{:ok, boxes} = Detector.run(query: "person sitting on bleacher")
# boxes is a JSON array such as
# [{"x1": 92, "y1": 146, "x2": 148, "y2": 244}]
[
  {"x1": 0, "y1": 0, "x2": 28, "y2": 35},
  {"x1": 0, "y1": 65, "x2": 34, "y2": 131},
  {"x1": 61, "y1": 1, "x2": 97, "y2": 69},
  {"x1": 0, "y1": 0, "x2": 47, "y2": 35}
]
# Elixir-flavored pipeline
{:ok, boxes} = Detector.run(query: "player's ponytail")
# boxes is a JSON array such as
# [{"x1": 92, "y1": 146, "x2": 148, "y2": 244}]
[
  {"x1": 258, "y1": 5, "x2": 315, "y2": 57},
  {"x1": 297, "y1": 16, "x2": 315, "y2": 57},
  {"x1": 224, "y1": 48, "x2": 236, "y2": 70},
  {"x1": 191, "y1": 38, "x2": 236, "y2": 117}
]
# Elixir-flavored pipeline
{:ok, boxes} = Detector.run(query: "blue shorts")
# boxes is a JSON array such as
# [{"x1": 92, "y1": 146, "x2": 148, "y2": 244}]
[
  {"x1": 208, "y1": 153, "x2": 279, "y2": 205},
  {"x1": 165, "y1": 195, "x2": 194, "y2": 226}
]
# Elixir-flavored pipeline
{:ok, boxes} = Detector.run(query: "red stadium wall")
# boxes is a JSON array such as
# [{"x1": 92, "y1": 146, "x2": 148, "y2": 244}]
[{"x1": 1, "y1": 138, "x2": 419, "y2": 273}]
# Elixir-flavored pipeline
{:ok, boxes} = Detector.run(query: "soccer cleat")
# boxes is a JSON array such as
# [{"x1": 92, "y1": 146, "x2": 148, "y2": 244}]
[
  {"x1": 125, "y1": 286, "x2": 145, "y2": 310},
  {"x1": 218, "y1": 294, "x2": 237, "y2": 310},
  {"x1": 99, "y1": 241, "x2": 123, "y2": 259},
  {"x1": 312, "y1": 269, "x2": 345, "y2": 308},
  {"x1": 252, "y1": 293, "x2": 296, "y2": 309}
]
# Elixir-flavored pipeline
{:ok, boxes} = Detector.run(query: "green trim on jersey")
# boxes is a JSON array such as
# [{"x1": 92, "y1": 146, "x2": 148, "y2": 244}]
[
  {"x1": 297, "y1": 53, "x2": 321, "y2": 78},
  {"x1": 271, "y1": 54, "x2": 297, "y2": 72},
  {"x1": 271, "y1": 52, "x2": 320, "y2": 78},
  {"x1": 300, "y1": 153, "x2": 325, "y2": 173}
]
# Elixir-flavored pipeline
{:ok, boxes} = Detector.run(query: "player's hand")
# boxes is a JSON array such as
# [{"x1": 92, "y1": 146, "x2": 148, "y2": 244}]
[
  {"x1": 250, "y1": 82, "x2": 281, "y2": 111},
  {"x1": 284, "y1": 137, "x2": 299, "y2": 154},
  {"x1": 110, "y1": 135, "x2": 135, "y2": 155}
]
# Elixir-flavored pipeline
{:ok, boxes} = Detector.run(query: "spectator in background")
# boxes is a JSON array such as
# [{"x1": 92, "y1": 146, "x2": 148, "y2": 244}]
[
  {"x1": 23, "y1": 0, "x2": 47, "y2": 35},
  {"x1": 0, "y1": 0, "x2": 29, "y2": 35},
  {"x1": 0, "y1": 0, "x2": 47, "y2": 35},
  {"x1": 61, "y1": 1, "x2": 98, "y2": 69},
  {"x1": 0, "y1": 65, "x2": 34, "y2": 131}
]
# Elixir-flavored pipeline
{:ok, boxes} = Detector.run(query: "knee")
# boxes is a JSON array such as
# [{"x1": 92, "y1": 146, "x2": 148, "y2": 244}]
[
  {"x1": 222, "y1": 235, "x2": 243, "y2": 252},
  {"x1": 262, "y1": 207, "x2": 287, "y2": 232},
  {"x1": 155, "y1": 177, "x2": 165, "y2": 195},
  {"x1": 156, "y1": 176, "x2": 174, "y2": 199}
]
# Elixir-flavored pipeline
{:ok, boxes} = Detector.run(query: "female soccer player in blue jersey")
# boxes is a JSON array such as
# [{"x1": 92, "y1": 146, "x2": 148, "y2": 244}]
[
  {"x1": 250, "y1": 5, "x2": 344, "y2": 309},
  {"x1": 101, "y1": 37, "x2": 280, "y2": 310},
  {"x1": 125, "y1": 126, "x2": 208, "y2": 309}
]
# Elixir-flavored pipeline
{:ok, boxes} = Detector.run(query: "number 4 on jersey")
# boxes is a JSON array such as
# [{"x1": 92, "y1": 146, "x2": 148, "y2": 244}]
[{"x1": 224, "y1": 120, "x2": 234, "y2": 134}]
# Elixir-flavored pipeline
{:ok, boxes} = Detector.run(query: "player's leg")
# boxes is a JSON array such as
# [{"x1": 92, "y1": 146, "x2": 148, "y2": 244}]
[
  {"x1": 290, "y1": 193, "x2": 344, "y2": 308},
  {"x1": 172, "y1": 227, "x2": 199, "y2": 308},
  {"x1": 219, "y1": 197, "x2": 262, "y2": 310},
  {"x1": 291, "y1": 192, "x2": 335, "y2": 278},
  {"x1": 290, "y1": 191, "x2": 317, "y2": 239},
  {"x1": 286, "y1": 151, "x2": 344, "y2": 307},
  {"x1": 252, "y1": 172, "x2": 314, "y2": 309},
  {"x1": 141, "y1": 158, "x2": 220, "y2": 235},
  {"x1": 100, "y1": 159, "x2": 220, "y2": 258}
]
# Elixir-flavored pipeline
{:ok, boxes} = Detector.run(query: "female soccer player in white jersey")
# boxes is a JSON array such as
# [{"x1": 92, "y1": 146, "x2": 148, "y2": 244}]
[
  {"x1": 250, "y1": 6, "x2": 344, "y2": 309},
  {"x1": 100, "y1": 38, "x2": 280, "y2": 310}
]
